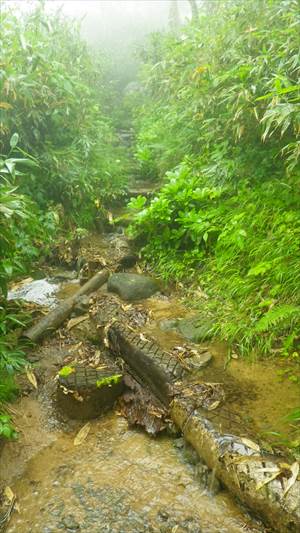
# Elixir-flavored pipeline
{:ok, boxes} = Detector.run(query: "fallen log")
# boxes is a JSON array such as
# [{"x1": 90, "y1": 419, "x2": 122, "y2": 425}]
[
  {"x1": 108, "y1": 321, "x2": 300, "y2": 533},
  {"x1": 23, "y1": 269, "x2": 109, "y2": 343}
]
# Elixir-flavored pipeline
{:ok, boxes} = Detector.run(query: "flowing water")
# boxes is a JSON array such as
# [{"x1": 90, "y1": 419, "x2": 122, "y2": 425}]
[
  {"x1": 3, "y1": 410, "x2": 263, "y2": 533},
  {"x1": 2, "y1": 231, "x2": 299, "y2": 532}
]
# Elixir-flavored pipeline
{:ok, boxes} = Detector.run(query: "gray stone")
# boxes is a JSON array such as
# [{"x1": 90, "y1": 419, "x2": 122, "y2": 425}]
[
  {"x1": 159, "y1": 318, "x2": 179, "y2": 332},
  {"x1": 188, "y1": 351, "x2": 212, "y2": 369},
  {"x1": 107, "y1": 273, "x2": 159, "y2": 301},
  {"x1": 62, "y1": 514, "x2": 80, "y2": 530},
  {"x1": 177, "y1": 316, "x2": 214, "y2": 343},
  {"x1": 174, "y1": 437, "x2": 185, "y2": 449}
]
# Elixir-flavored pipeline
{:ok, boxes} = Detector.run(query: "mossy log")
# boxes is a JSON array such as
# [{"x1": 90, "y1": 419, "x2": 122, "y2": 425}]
[{"x1": 23, "y1": 269, "x2": 109, "y2": 343}]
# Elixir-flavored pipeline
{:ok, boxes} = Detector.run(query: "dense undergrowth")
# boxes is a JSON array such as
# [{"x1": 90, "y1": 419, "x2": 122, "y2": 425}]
[
  {"x1": 129, "y1": 0, "x2": 300, "y2": 358},
  {"x1": 0, "y1": 4, "x2": 129, "y2": 424}
]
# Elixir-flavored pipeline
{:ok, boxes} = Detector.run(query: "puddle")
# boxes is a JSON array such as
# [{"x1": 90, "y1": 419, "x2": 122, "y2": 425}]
[
  {"x1": 202, "y1": 343, "x2": 300, "y2": 445},
  {"x1": 4, "y1": 409, "x2": 262, "y2": 533},
  {"x1": 140, "y1": 297, "x2": 300, "y2": 448}
]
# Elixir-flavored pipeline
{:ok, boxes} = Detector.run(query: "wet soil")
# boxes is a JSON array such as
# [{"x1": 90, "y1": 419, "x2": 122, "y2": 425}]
[
  {"x1": 140, "y1": 295, "x2": 300, "y2": 449},
  {"x1": 2, "y1": 229, "x2": 299, "y2": 531},
  {"x1": 3, "y1": 404, "x2": 262, "y2": 533}
]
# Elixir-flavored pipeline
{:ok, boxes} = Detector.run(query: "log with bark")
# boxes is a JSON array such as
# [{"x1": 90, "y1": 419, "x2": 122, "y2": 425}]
[
  {"x1": 107, "y1": 321, "x2": 300, "y2": 533},
  {"x1": 23, "y1": 269, "x2": 109, "y2": 343}
]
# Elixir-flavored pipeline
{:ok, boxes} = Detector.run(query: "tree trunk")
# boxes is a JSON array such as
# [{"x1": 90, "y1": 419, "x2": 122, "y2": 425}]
[
  {"x1": 169, "y1": 0, "x2": 180, "y2": 35},
  {"x1": 188, "y1": 0, "x2": 199, "y2": 21}
]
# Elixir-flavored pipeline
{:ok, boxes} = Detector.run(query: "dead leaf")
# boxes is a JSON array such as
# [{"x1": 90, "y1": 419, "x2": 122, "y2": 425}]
[
  {"x1": 10, "y1": 277, "x2": 33, "y2": 290},
  {"x1": 4, "y1": 486, "x2": 15, "y2": 502},
  {"x1": 241, "y1": 438, "x2": 260, "y2": 452},
  {"x1": 72, "y1": 391, "x2": 84, "y2": 402},
  {"x1": 121, "y1": 304, "x2": 132, "y2": 311},
  {"x1": 139, "y1": 333, "x2": 149, "y2": 342},
  {"x1": 256, "y1": 470, "x2": 281, "y2": 490},
  {"x1": 25, "y1": 367, "x2": 38, "y2": 389},
  {"x1": 207, "y1": 400, "x2": 221, "y2": 411},
  {"x1": 283, "y1": 461, "x2": 299, "y2": 497},
  {"x1": 74, "y1": 422, "x2": 91, "y2": 445},
  {"x1": 67, "y1": 314, "x2": 89, "y2": 330},
  {"x1": 136, "y1": 265, "x2": 142, "y2": 274}
]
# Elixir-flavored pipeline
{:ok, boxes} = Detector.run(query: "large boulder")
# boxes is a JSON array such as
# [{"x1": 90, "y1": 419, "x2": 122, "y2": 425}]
[{"x1": 107, "y1": 273, "x2": 159, "y2": 301}]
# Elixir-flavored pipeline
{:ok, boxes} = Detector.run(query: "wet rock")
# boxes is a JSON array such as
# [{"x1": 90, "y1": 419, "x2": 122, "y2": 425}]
[
  {"x1": 108, "y1": 273, "x2": 159, "y2": 301},
  {"x1": 174, "y1": 437, "x2": 185, "y2": 449},
  {"x1": 73, "y1": 295, "x2": 90, "y2": 315},
  {"x1": 53, "y1": 270, "x2": 77, "y2": 281},
  {"x1": 188, "y1": 350, "x2": 212, "y2": 369},
  {"x1": 177, "y1": 316, "x2": 214, "y2": 343},
  {"x1": 116, "y1": 253, "x2": 138, "y2": 270},
  {"x1": 183, "y1": 444, "x2": 199, "y2": 465},
  {"x1": 159, "y1": 318, "x2": 179, "y2": 332},
  {"x1": 158, "y1": 509, "x2": 169, "y2": 521},
  {"x1": 62, "y1": 514, "x2": 80, "y2": 530}
]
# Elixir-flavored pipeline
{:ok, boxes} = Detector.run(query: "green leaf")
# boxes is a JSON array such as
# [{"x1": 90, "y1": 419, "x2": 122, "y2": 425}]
[{"x1": 9, "y1": 133, "x2": 19, "y2": 149}]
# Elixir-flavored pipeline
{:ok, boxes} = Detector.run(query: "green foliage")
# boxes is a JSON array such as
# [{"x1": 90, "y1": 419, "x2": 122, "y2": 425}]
[
  {"x1": 134, "y1": 0, "x2": 299, "y2": 179},
  {"x1": 1, "y1": 4, "x2": 128, "y2": 223},
  {"x1": 0, "y1": 414, "x2": 17, "y2": 440},
  {"x1": 129, "y1": 0, "x2": 300, "y2": 356}
]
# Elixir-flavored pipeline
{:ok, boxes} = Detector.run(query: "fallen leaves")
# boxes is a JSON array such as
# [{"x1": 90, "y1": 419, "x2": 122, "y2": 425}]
[
  {"x1": 241, "y1": 438, "x2": 260, "y2": 453},
  {"x1": 207, "y1": 400, "x2": 221, "y2": 411},
  {"x1": 283, "y1": 461, "x2": 299, "y2": 497},
  {"x1": 256, "y1": 461, "x2": 300, "y2": 496},
  {"x1": 4, "y1": 487, "x2": 14, "y2": 503},
  {"x1": 74, "y1": 422, "x2": 91, "y2": 446},
  {"x1": 256, "y1": 470, "x2": 282, "y2": 491},
  {"x1": 67, "y1": 314, "x2": 89, "y2": 330},
  {"x1": 25, "y1": 367, "x2": 38, "y2": 389}
]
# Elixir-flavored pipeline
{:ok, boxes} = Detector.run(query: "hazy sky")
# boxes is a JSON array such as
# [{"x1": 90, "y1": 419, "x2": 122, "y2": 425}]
[
  {"x1": 4, "y1": 1, "x2": 192, "y2": 39},
  {"x1": 3, "y1": 1, "x2": 193, "y2": 85}
]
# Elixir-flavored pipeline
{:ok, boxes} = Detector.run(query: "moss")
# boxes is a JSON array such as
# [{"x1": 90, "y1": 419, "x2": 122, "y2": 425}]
[
  {"x1": 96, "y1": 374, "x2": 122, "y2": 388},
  {"x1": 58, "y1": 366, "x2": 75, "y2": 377}
]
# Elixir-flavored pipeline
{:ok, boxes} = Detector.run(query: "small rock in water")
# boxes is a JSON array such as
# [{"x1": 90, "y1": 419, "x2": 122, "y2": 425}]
[
  {"x1": 178, "y1": 316, "x2": 214, "y2": 343},
  {"x1": 188, "y1": 350, "x2": 212, "y2": 369},
  {"x1": 62, "y1": 514, "x2": 80, "y2": 530},
  {"x1": 174, "y1": 437, "x2": 185, "y2": 449},
  {"x1": 108, "y1": 273, "x2": 159, "y2": 301},
  {"x1": 159, "y1": 318, "x2": 179, "y2": 332}
]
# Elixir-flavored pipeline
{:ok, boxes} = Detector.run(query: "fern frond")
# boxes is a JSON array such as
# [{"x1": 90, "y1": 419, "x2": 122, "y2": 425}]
[{"x1": 255, "y1": 305, "x2": 300, "y2": 333}]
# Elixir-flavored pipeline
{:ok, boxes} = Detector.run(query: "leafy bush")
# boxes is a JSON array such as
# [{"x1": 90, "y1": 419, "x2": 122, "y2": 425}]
[
  {"x1": 0, "y1": 414, "x2": 17, "y2": 440},
  {"x1": 1, "y1": 4, "x2": 128, "y2": 224},
  {"x1": 129, "y1": 0, "x2": 300, "y2": 356}
]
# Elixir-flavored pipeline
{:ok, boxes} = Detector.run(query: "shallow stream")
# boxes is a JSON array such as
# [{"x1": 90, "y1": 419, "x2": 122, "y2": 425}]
[{"x1": 3, "y1": 231, "x2": 299, "y2": 532}]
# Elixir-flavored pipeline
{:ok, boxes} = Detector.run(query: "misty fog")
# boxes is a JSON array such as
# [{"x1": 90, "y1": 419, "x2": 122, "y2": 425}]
[{"x1": 4, "y1": 0, "x2": 193, "y2": 85}]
